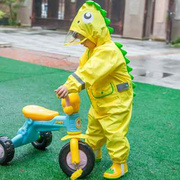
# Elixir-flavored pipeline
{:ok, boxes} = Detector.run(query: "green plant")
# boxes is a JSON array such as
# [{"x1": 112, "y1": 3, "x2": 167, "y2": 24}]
[
  {"x1": 171, "y1": 37, "x2": 180, "y2": 47},
  {"x1": 1, "y1": 0, "x2": 24, "y2": 25},
  {"x1": 171, "y1": 37, "x2": 180, "y2": 44},
  {"x1": 0, "y1": 10, "x2": 5, "y2": 18}
]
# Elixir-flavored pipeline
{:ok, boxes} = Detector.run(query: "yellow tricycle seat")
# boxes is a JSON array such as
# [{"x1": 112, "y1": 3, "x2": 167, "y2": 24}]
[{"x1": 22, "y1": 105, "x2": 59, "y2": 121}]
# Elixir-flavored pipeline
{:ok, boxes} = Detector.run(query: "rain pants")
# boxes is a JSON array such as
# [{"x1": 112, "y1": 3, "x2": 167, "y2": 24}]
[{"x1": 63, "y1": 2, "x2": 133, "y2": 163}]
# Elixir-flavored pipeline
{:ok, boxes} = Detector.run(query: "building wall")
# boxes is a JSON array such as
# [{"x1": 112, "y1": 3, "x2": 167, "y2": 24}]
[
  {"x1": 17, "y1": 0, "x2": 33, "y2": 26},
  {"x1": 123, "y1": 0, "x2": 145, "y2": 39},
  {"x1": 171, "y1": 0, "x2": 180, "y2": 41},
  {"x1": 171, "y1": 20, "x2": 180, "y2": 41},
  {"x1": 151, "y1": 0, "x2": 169, "y2": 40}
]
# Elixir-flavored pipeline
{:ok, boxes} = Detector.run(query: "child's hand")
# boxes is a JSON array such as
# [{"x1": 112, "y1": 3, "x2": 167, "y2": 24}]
[{"x1": 54, "y1": 85, "x2": 69, "y2": 98}]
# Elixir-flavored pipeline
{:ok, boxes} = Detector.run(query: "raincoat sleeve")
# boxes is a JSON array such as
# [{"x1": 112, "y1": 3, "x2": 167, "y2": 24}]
[{"x1": 63, "y1": 48, "x2": 123, "y2": 93}]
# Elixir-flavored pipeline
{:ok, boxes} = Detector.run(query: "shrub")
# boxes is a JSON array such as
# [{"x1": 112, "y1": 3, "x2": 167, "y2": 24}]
[
  {"x1": 0, "y1": 10, "x2": 5, "y2": 18},
  {"x1": 171, "y1": 37, "x2": 180, "y2": 45},
  {"x1": 1, "y1": 0, "x2": 24, "y2": 25}
]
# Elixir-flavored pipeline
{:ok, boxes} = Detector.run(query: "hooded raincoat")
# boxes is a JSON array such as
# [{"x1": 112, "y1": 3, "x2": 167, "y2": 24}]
[{"x1": 63, "y1": 2, "x2": 133, "y2": 163}]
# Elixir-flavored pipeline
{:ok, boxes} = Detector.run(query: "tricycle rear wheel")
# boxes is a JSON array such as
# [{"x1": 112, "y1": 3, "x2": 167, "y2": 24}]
[
  {"x1": 0, "y1": 136, "x2": 15, "y2": 165},
  {"x1": 31, "y1": 131, "x2": 52, "y2": 150}
]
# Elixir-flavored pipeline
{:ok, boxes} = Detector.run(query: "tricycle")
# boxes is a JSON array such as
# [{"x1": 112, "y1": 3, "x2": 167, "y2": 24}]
[{"x1": 0, "y1": 93, "x2": 95, "y2": 179}]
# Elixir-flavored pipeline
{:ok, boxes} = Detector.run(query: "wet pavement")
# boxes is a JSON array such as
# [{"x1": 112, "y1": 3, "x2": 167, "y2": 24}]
[{"x1": 0, "y1": 27, "x2": 180, "y2": 89}]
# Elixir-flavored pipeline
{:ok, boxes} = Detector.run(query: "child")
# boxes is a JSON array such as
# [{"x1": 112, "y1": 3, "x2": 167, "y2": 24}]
[{"x1": 55, "y1": 1, "x2": 133, "y2": 179}]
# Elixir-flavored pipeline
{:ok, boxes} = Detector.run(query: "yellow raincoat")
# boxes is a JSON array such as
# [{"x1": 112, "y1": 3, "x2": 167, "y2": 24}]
[{"x1": 63, "y1": 2, "x2": 133, "y2": 163}]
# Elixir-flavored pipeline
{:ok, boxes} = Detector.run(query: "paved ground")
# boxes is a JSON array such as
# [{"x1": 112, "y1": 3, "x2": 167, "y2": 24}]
[{"x1": 0, "y1": 27, "x2": 180, "y2": 89}]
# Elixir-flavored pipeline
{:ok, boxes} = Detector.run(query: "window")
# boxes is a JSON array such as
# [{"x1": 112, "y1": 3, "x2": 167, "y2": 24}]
[{"x1": 175, "y1": 0, "x2": 180, "y2": 19}]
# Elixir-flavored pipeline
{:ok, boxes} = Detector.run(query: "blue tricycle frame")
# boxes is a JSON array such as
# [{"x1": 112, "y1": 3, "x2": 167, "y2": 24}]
[
  {"x1": 12, "y1": 113, "x2": 80, "y2": 148},
  {"x1": 0, "y1": 102, "x2": 95, "y2": 179}
]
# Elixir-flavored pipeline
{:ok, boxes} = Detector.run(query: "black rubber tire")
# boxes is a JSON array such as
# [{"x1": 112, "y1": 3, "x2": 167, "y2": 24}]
[
  {"x1": 0, "y1": 136, "x2": 15, "y2": 165},
  {"x1": 31, "y1": 131, "x2": 52, "y2": 150},
  {"x1": 59, "y1": 141, "x2": 95, "y2": 178}
]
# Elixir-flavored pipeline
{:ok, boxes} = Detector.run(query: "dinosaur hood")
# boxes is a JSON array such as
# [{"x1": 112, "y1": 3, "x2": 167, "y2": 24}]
[{"x1": 67, "y1": 2, "x2": 111, "y2": 47}]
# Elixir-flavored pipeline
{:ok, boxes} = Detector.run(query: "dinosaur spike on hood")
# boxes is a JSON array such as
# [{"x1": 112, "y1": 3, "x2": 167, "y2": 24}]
[
  {"x1": 86, "y1": 0, "x2": 94, "y2": 5},
  {"x1": 127, "y1": 65, "x2": 133, "y2": 73},
  {"x1": 105, "y1": 18, "x2": 111, "y2": 26},
  {"x1": 108, "y1": 27, "x2": 114, "y2": 34},
  {"x1": 94, "y1": 2, "x2": 101, "y2": 10},
  {"x1": 124, "y1": 57, "x2": 130, "y2": 64},
  {"x1": 114, "y1": 42, "x2": 123, "y2": 49},
  {"x1": 100, "y1": 9, "x2": 107, "y2": 17}
]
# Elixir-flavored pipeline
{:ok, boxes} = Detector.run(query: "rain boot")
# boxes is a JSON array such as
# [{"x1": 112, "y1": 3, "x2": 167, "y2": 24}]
[{"x1": 103, "y1": 162, "x2": 128, "y2": 179}]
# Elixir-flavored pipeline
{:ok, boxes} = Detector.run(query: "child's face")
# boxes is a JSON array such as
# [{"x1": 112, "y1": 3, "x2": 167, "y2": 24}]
[
  {"x1": 81, "y1": 39, "x2": 96, "y2": 49},
  {"x1": 76, "y1": 33, "x2": 96, "y2": 49}
]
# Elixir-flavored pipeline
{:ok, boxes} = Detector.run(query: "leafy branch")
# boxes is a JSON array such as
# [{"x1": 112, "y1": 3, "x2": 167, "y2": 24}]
[{"x1": 1, "y1": 0, "x2": 25, "y2": 24}]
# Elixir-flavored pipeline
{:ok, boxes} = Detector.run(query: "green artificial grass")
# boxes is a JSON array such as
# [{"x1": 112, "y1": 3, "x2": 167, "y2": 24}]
[{"x1": 0, "y1": 57, "x2": 180, "y2": 180}]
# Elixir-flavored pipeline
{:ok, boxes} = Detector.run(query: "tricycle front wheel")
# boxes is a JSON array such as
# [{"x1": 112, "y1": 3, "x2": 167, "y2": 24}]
[
  {"x1": 0, "y1": 136, "x2": 15, "y2": 165},
  {"x1": 59, "y1": 141, "x2": 95, "y2": 178},
  {"x1": 31, "y1": 131, "x2": 52, "y2": 150}
]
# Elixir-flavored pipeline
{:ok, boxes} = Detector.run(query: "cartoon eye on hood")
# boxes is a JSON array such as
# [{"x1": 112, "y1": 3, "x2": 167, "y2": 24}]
[{"x1": 82, "y1": 12, "x2": 93, "y2": 23}]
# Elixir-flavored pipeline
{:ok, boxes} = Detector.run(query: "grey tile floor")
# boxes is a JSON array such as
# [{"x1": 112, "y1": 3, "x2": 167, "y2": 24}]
[{"x1": 0, "y1": 27, "x2": 180, "y2": 89}]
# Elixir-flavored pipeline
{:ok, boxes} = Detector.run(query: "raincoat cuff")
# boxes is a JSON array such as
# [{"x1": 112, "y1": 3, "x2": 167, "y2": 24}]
[{"x1": 71, "y1": 73, "x2": 85, "y2": 90}]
